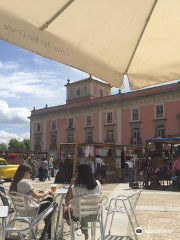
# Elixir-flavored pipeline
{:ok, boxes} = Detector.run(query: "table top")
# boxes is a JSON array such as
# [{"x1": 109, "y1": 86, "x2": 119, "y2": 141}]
[
  {"x1": 0, "y1": 206, "x2": 8, "y2": 218},
  {"x1": 54, "y1": 189, "x2": 68, "y2": 195}
]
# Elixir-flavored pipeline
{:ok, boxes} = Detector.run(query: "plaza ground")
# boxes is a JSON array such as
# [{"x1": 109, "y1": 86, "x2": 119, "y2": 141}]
[{"x1": 1, "y1": 179, "x2": 180, "y2": 240}]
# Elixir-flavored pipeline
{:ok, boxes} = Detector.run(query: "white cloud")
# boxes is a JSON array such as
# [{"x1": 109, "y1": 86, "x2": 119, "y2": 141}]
[
  {"x1": 0, "y1": 60, "x2": 3, "y2": 68},
  {"x1": 0, "y1": 91, "x2": 20, "y2": 99},
  {"x1": 33, "y1": 55, "x2": 44, "y2": 65},
  {"x1": 0, "y1": 100, "x2": 30, "y2": 124},
  {"x1": 0, "y1": 130, "x2": 30, "y2": 144},
  {"x1": 0, "y1": 61, "x2": 19, "y2": 71},
  {"x1": 0, "y1": 70, "x2": 66, "y2": 100}
]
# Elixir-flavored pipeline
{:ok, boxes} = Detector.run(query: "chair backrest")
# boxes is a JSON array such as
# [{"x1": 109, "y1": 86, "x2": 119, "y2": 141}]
[
  {"x1": 69, "y1": 194, "x2": 103, "y2": 222},
  {"x1": 9, "y1": 191, "x2": 29, "y2": 217},
  {"x1": 0, "y1": 186, "x2": 10, "y2": 207},
  {"x1": 123, "y1": 189, "x2": 142, "y2": 210},
  {"x1": 115, "y1": 189, "x2": 142, "y2": 213},
  {"x1": 129, "y1": 189, "x2": 142, "y2": 210}
]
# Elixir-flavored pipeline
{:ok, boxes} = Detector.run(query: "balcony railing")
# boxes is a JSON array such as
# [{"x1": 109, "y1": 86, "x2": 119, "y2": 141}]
[{"x1": 130, "y1": 138, "x2": 141, "y2": 145}]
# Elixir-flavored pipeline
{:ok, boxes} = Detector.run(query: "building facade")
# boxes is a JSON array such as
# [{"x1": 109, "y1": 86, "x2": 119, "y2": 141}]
[{"x1": 29, "y1": 77, "x2": 180, "y2": 152}]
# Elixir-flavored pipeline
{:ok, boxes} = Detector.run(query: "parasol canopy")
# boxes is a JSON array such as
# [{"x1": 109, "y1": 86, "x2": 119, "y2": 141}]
[{"x1": 0, "y1": 0, "x2": 180, "y2": 89}]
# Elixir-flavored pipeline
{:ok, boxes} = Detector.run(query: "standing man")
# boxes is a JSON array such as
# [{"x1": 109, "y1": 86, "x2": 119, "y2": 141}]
[
  {"x1": 172, "y1": 155, "x2": 180, "y2": 177},
  {"x1": 42, "y1": 158, "x2": 48, "y2": 181},
  {"x1": 95, "y1": 155, "x2": 102, "y2": 176}
]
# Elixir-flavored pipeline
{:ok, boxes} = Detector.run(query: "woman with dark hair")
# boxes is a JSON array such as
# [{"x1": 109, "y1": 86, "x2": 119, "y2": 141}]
[
  {"x1": 64, "y1": 164, "x2": 101, "y2": 240},
  {"x1": 10, "y1": 164, "x2": 53, "y2": 240}
]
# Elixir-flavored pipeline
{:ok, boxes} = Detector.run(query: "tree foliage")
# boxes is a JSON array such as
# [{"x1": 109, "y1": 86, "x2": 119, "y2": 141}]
[
  {"x1": 0, "y1": 143, "x2": 7, "y2": 150},
  {"x1": 8, "y1": 138, "x2": 30, "y2": 151}
]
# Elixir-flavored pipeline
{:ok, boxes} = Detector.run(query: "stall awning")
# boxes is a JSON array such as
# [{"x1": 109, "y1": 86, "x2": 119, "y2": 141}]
[{"x1": 146, "y1": 137, "x2": 180, "y2": 144}]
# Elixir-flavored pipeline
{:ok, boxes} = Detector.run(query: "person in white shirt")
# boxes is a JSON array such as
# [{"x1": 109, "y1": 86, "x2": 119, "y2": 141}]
[
  {"x1": 64, "y1": 164, "x2": 101, "y2": 240},
  {"x1": 95, "y1": 155, "x2": 102, "y2": 175},
  {"x1": 10, "y1": 164, "x2": 54, "y2": 239}
]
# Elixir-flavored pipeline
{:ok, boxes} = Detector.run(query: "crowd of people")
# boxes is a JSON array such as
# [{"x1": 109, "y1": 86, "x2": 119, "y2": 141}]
[{"x1": 25, "y1": 157, "x2": 55, "y2": 182}]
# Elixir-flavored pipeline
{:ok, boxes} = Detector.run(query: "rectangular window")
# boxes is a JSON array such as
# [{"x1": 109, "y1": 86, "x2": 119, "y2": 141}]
[
  {"x1": 68, "y1": 118, "x2": 73, "y2": 128},
  {"x1": 99, "y1": 89, "x2": 103, "y2": 97},
  {"x1": 36, "y1": 138, "x2": 41, "y2": 147},
  {"x1": 132, "y1": 127, "x2": 140, "y2": 139},
  {"x1": 156, "y1": 105, "x2": 164, "y2": 118},
  {"x1": 67, "y1": 134, "x2": 74, "y2": 143},
  {"x1": 156, "y1": 125, "x2": 165, "y2": 138},
  {"x1": 83, "y1": 86, "x2": 88, "y2": 96},
  {"x1": 87, "y1": 132, "x2": 93, "y2": 143},
  {"x1": 132, "y1": 108, "x2": 139, "y2": 121},
  {"x1": 107, "y1": 130, "x2": 114, "y2": 142},
  {"x1": 69, "y1": 89, "x2": 74, "y2": 99},
  {"x1": 107, "y1": 112, "x2": 113, "y2": 124},
  {"x1": 51, "y1": 136, "x2": 57, "y2": 146},
  {"x1": 37, "y1": 123, "x2": 41, "y2": 133},
  {"x1": 105, "y1": 90, "x2": 109, "y2": 96},
  {"x1": 93, "y1": 86, "x2": 98, "y2": 96},
  {"x1": 51, "y1": 120, "x2": 56, "y2": 131},
  {"x1": 86, "y1": 115, "x2": 92, "y2": 126}
]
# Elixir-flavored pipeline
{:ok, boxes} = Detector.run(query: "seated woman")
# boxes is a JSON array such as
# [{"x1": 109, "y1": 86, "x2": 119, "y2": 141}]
[
  {"x1": 10, "y1": 164, "x2": 53, "y2": 240},
  {"x1": 64, "y1": 163, "x2": 102, "y2": 240}
]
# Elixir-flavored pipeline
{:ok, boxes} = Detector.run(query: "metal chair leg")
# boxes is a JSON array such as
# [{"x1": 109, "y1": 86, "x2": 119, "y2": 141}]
[
  {"x1": 70, "y1": 221, "x2": 75, "y2": 240},
  {"x1": 59, "y1": 217, "x2": 65, "y2": 240},
  {"x1": 91, "y1": 222, "x2": 96, "y2": 240},
  {"x1": 6, "y1": 213, "x2": 15, "y2": 239},
  {"x1": 127, "y1": 213, "x2": 138, "y2": 240},
  {"x1": 109, "y1": 211, "x2": 115, "y2": 235},
  {"x1": 94, "y1": 222, "x2": 96, "y2": 240},
  {"x1": 100, "y1": 220, "x2": 105, "y2": 240},
  {"x1": 55, "y1": 196, "x2": 64, "y2": 238},
  {"x1": 51, "y1": 209, "x2": 56, "y2": 240},
  {"x1": 104, "y1": 210, "x2": 111, "y2": 235},
  {"x1": 132, "y1": 210, "x2": 139, "y2": 227}
]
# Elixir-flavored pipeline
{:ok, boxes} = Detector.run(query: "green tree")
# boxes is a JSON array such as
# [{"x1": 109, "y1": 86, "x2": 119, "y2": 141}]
[
  {"x1": 22, "y1": 139, "x2": 30, "y2": 150},
  {"x1": 0, "y1": 143, "x2": 7, "y2": 150},
  {"x1": 8, "y1": 138, "x2": 30, "y2": 150},
  {"x1": 8, "y1": 139, "x2": 20, "y2": 150}
]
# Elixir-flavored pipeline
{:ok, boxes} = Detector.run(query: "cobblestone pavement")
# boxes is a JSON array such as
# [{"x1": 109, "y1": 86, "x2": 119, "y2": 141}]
[{"x1": 1, "y1": 179, "x2": 180, "y2": 239}]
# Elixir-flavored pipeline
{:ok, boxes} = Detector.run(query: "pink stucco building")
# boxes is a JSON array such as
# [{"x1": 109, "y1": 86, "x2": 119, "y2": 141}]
[{"x1": 29, "y1": 77, "x2": 180, "y2": 152}]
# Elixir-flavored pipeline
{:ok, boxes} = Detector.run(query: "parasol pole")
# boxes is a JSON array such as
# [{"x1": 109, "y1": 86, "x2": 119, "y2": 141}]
[{"x1": 72, "y1": 139, "x2": 78, "y2": 178}]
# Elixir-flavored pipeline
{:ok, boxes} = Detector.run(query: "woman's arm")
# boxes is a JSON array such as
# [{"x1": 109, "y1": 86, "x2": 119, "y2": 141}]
[
  {"x1": 65, "y1": 178, "x2": 75, "y2": 205},
  {"x1": 30, "y1": 190, "x2": 50, "y2": 199},
  {"x1": 65, "y1": 187, "x2": 73, "y2": 205}
]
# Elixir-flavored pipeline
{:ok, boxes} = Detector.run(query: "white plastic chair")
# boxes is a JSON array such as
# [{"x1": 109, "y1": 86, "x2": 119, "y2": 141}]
[
  {"x1": 66, "y1": 194, "x2": 107, "y2": 240},
  {"x1": 104, "y1": 189, "x2": 142, "y2": 240}
]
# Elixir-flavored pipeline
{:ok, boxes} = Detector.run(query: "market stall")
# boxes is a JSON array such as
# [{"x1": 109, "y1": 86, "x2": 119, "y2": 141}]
[
  {"x1": 124, "y1": 145, "x2": 146, "y2": 188},
  {"x1": 56, "y1": 142, "x2": 126, "y2": 183},
  {"x1": 145, "y1": 137, "x2": 180, "y2": 189},
  {"x1": 93, "y1": 143, "x2": 123, "y2": 183}
]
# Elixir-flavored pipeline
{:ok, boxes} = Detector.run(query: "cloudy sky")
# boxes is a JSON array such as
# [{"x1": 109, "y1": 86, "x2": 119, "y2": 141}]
[{"x1": 0, "y1": 39, "x2": 178, "y2": 145}]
